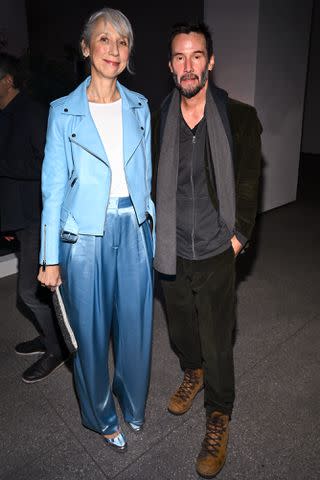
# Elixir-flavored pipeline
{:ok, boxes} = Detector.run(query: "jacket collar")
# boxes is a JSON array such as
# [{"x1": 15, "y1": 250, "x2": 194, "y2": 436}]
[
  {"x1": 61, "y1": 76, "x2": 144, "y2": 166},
  {"x1": 160, "y1": 82, "x2": 229, "y2": 120},
  {"x1": 159, "y1": 82, "x2": 233, "y2": 157},
  {"x1": 61, "y1": 76, "x2": 143, "y2": 115}
]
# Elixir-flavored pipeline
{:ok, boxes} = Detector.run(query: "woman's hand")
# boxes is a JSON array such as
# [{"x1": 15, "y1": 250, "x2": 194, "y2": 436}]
[{"x1": 37, "y1": 265, "x2": 62, "y2": 292}]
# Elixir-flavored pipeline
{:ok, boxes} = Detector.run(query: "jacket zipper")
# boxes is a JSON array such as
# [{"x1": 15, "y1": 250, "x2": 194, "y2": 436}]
[
  {"x1": 69, "y1": 138, "x2": 108, "y2": 166},
  {"x1": 104, "y1": 170, "x2": 112, "y2": 229},
  {"x1": 42, "y1": 224, "x2": 47, "y2": 271},
  {"x1": 70, "y1": 137, "x2": 111, "y2": 227},
  {"x1": 191, "y1": 135, "x2": 196, "y2": 259}
]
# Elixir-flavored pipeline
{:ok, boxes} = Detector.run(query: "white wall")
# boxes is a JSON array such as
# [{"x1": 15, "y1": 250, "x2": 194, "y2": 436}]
[
  {"x1": 0, "y1": 254, "x2": 18, "y2": 278},
  {"x1": 205, "y1": 0, "x2": 313, "y2": 211},
  {"x1": 205, "y1": 0, "x2": 260, "y2": 106},
  {"x1": 301, "y1": 0, "x2": 320, "y2": 155}
]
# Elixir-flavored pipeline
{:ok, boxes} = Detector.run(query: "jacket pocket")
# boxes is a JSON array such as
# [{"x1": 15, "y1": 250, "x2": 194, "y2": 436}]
[
  {"x1": 60, "y1": 209, "x2": 79, "y2": 243},
  {"x1": 63, "y1": 177, "x2": 78, "y2": 208},
  {"x1": 145, "y1": 212, "x2": 153, "y2": 234}
]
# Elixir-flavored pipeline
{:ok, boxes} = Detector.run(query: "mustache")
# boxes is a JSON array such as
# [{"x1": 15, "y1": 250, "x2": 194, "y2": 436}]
[{"x1": 180, "y1": 73, "x2": 199, "y2": 81}]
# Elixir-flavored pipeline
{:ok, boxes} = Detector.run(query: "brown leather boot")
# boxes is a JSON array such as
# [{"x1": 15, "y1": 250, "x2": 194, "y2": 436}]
[
  {"x1": 167, "y1": 368, "x2": 204, "y2": 415},
  {"x1": 196, "y1": 411, "x2": 229, "y2": 478}
]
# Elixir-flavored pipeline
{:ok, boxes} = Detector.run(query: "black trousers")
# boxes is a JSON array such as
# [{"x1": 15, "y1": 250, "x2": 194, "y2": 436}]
[
  {"x1": 161, "y1": 247, "x2": 236, "y2": 416},
  {"x1": 15, "y1": 223, "x2": 64, "y2": 357}
]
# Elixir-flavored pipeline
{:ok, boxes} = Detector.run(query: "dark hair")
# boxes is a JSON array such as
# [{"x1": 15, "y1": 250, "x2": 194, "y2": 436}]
[
  {"x1": 168, "y1": 22, "x2": 213, "y2": 60},
  {"x1": 0, "y1": 52, "x2": 23, "y2": 88}
]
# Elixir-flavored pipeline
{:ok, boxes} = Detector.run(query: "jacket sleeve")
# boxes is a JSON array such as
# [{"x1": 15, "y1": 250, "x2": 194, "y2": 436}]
[
  {"x1": 145, "y1": 105, "x2": 153, "y2": 214},
  {"x1": 234, "y1": 106, "x2": 262, "y2": 244},
  {"x1": 39, "y1": 106, "x2": 69, "y2": 265}
]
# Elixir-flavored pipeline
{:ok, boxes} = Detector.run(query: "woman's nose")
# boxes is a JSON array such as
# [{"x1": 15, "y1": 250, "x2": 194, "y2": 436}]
[{"x1": 108, "y1": 40, "x2": 119, "y2": 56}]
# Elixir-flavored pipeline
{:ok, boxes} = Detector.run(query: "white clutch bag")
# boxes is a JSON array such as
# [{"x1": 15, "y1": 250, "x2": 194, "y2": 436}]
[{"x1": 52, "y1": 286, "x2": 78, "y2": 354}]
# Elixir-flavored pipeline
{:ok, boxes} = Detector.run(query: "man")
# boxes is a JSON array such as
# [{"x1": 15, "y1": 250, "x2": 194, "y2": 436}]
[
  {"x1": 0, "y1": 53, "x2": 67, "y2": 383},
  {"x1": 152, "y1": 23, "x2": 262, "y2": 478}
]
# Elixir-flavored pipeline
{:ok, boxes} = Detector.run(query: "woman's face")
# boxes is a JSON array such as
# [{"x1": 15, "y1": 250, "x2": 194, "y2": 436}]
[{"x1": 82, "y1": 18, "x2": 130, "y2": 81}]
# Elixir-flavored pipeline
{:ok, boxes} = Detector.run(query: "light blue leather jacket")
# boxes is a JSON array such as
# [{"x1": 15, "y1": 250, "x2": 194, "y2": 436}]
[{"x1": 39, "y1": 77, "x2": 155, "y2": 265}]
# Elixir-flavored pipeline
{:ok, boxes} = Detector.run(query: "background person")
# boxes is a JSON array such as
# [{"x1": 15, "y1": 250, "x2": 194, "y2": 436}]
[{"x1": 0, "y1": 52, "x2": 67, "y2": 383}]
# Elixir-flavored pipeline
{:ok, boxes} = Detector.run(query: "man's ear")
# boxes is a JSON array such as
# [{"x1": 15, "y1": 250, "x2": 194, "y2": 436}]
[
  {"x1": 4, "y1": 74, "x2": 14, "y2": 88},
  {"x1": 168, "y1": 61, "x2": 173, "y2": 73},
  {"x1": 208, "y1": 55, "x2": 215, "y2": 71}
]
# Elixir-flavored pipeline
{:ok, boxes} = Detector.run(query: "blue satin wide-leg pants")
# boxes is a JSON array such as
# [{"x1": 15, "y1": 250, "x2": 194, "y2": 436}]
[{"x1": 59, "y1": 197, "x2": 153, "y2": 435}]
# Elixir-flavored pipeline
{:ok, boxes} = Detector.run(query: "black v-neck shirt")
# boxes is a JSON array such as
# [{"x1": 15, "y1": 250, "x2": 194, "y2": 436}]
[{"x1": 176, "y1": 113, "x2": 231, "y2": 260}]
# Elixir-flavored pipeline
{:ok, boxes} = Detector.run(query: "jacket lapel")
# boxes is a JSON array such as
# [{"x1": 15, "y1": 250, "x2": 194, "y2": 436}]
[
  {"x1": 62, "y1": 77, "x2": 108, "y2": 165},
  {"x1": 62, "y1": 78, "x2": 143, "y2": 167},
  {"x1": 72, "y1": 114, "x2": 108, "y2": 165},
  {"x1": 118, "y1": 83, "x2": 144, "y2": 166}
]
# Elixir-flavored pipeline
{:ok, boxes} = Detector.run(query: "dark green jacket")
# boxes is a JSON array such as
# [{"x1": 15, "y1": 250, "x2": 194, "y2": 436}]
[{"x1": 152, "y1": 84, "x2": 262, "y2": 245}]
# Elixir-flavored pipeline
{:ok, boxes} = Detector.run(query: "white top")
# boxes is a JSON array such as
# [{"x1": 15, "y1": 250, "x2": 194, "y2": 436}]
[{"x1": 89, "y1": 99, "x2": 129, "y2": 197}]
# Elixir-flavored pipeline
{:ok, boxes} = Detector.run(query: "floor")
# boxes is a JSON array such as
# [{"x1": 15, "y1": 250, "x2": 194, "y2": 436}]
[{"x1": 0, "y1": 157, "x2": 319, "y2": 479}]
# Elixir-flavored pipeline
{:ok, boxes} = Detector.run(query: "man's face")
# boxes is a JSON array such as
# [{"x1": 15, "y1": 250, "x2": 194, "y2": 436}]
[
  {"x1": 0, "y1": 75, "x2": 8, "y2": 101},
  {"x1": 169, "y1": 32, "x2": 214, "y2": 99}
]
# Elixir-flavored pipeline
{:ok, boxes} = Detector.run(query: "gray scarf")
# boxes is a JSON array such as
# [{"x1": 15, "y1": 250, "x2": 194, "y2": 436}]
[{"x1": 154, "y1": 88, "x2": 235, "y2": 275}]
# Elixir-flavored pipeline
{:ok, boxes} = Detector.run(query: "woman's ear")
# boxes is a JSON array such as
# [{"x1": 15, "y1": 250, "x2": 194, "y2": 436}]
[{"x1": 81, "y1": 39, "x2": 90, "y2": 59}]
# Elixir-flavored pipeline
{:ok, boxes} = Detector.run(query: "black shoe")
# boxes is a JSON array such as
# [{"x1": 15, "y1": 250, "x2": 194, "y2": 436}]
[
  {"x1": 22, "y1": 353, "x2": 68, "y2": 383},
  {"x1": 15, "y1": 337, "x2": 46, "y2": 356}
]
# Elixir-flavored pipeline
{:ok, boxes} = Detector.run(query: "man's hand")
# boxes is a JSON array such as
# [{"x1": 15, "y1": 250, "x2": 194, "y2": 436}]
[
  {"x1": 3, "y1": 236, "x2": 15, "y2": 241},
  {"x1": 231, "y1": 235, "x2": 243, "y2": 257},
  {"x1": 37, "y1": 265, "x2": 62, "y2": 292}
]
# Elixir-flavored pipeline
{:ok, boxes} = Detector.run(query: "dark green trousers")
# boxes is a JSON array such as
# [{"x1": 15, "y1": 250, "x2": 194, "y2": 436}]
[{"x1": 161, "y1": 247, "x2": 236, "y2": 416}]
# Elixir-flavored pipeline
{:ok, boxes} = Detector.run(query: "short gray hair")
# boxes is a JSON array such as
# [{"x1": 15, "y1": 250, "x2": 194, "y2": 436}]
[{"x1": 81, "y1": 7, "x2": 134, "y2": 74}]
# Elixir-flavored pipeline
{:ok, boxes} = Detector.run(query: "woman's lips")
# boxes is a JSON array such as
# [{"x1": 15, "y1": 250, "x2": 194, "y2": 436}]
[{"x1": 104, "y1": 59, "x2": 120, "y2": 66}]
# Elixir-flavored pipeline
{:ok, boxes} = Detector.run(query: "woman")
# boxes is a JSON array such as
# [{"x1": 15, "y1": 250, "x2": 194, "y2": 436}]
[{"x1": 38, "y1": 7, "x2": 155, "y2": 451}]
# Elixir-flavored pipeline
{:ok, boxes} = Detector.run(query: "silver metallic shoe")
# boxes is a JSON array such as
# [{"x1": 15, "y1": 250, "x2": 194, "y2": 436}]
[
  {"x1": 127, "y1": 422, "x2": 143, "y2": 433},
  {"x1": 102, "y1": 431, "x2": 127, "y2": 451}
]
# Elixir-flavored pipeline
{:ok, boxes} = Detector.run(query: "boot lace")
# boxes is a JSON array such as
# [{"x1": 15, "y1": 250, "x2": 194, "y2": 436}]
[
  {"x1": 201, "y1": 414, "x2": 227, "y2": 457},
  {"x1": 174, "y1": 369, "x2": 202, "y2": 402}
]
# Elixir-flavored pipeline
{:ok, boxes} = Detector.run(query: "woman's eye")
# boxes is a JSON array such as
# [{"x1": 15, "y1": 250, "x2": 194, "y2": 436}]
[
  {"x1": 100, "y1": 37, "x2": 108, "y2": 43},
  {"x1": 119, "y1": 40, "x2": 128, "y2": 46}
]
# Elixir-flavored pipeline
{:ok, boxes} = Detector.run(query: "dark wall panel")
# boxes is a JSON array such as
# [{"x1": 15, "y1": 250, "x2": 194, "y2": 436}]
[
  {"x1": 0, "y1": 0, "x2": 29, "y2": 55},
  {"x1": 26, "y1": 0, "x2": 203, "y2": 110}
]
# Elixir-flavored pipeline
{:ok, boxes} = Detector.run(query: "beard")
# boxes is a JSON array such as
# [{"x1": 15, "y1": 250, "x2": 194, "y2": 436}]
[{"x1": 172, "y1": 67, "x2": 209, "y2": 99}]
